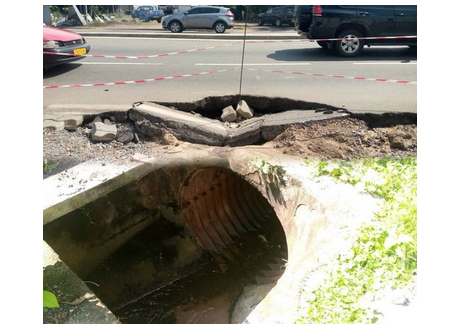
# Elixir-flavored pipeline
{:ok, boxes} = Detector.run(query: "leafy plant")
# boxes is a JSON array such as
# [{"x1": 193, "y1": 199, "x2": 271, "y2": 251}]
[
  {"x1": 296, "y1": 157, "x2": 417, "y2": 324},
  {"x1": 43, "y1": 159, "x2": 59, "y2": 173},
  {"x1": 256, "y1": 159, "x2": 286, "y2": 182},
  {"x1": 43, "y1": 271, "x2": 60, "y2": 310},
  {"x1": 43, "y1": 291, "x2": 60, "y2": 309}
]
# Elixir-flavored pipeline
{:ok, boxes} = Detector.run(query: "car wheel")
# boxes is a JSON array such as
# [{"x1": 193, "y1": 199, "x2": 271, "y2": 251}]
[
  {"x1": 258, "y1": 18, "x2": 263, "y2": 26},
  {"x1": 214, "y1": 22, "x2": 226, "y2": 33},
  {"x1": 169, "y1": 21, "x2": 183, "y2": 33},
  {"x1": 335, "y1": 29, "x2": 364, "y2": 57},
  {"x1": 275, "y1": 19, "x2": 282, "y2": 27},
  {"x1": 157, "y1": 19, "x2": 161, "y2": 23}
]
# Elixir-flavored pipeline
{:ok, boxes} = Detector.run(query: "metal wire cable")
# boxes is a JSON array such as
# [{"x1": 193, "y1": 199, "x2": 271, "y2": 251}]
[{"x1": 238, "y1": 8, "x2": 248, "y2": 99}]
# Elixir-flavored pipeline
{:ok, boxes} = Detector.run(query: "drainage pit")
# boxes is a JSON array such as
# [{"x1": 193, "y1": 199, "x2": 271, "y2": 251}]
[{"x1": 43, "y1": 166, "x2": 288, "y2": 324}]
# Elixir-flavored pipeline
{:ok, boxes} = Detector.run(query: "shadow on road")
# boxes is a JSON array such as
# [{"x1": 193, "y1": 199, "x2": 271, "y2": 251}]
[
  {"x1": 43, "y1": 63, "x2": 83, "y2": 78},
  {"x1": 267, "y1": 46, "x2": 417, "y2": 62}
]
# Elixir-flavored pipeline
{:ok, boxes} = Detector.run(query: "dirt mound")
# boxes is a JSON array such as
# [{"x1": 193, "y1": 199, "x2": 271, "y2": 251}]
[
  {"x1": 265, "y1": 117, "x2": 416, "y2": 160},
  {"x1": 43, "y1": 117, "x2": 416, "y2": 178}
]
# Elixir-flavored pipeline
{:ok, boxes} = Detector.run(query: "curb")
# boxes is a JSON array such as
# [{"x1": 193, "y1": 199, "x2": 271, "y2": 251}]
[{"x1": 68, "y1": 23, "x2": 302, "y2": 40}]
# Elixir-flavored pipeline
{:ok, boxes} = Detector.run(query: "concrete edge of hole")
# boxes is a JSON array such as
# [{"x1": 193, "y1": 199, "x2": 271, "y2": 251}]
[
  {"x1": 225, "y1": 148, "x2": 381, "y2": 323},
  {"x1": 43, "y1": 146, "x2": 381, "y2": 324},
  {"x1": 43, "y1": 241, "x2": 120, "y2": 324}
]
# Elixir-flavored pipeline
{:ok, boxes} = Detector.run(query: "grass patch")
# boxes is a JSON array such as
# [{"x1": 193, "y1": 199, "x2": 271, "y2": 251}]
[{"x1": 296, "y1": 157, "x2": 417, "y2": 324}]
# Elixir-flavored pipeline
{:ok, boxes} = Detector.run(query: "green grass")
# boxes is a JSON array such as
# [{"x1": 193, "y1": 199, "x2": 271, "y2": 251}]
[{"x1": 296, "y1": 157, "x2": 417, "y2": 324}]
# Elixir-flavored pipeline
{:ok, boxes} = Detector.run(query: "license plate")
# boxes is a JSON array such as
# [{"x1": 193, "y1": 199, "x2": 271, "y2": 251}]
[
  {"x1": 73, "y1": 48, "x2": 87, "y2": 55},
  {"x1": 153, "y1": 16, "x2": 159, "y2": 18}
]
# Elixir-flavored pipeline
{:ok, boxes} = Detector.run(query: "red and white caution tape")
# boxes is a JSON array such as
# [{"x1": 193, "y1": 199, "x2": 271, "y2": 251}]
[
  {"x1": 244, "y1": 68, "x2": 416, "y2": 84},
  {"x1": 43, "y1": 68, "x2": 236, "y2": 89},
  {"x1": 43, "y1": 35, "x2": 417, "y2": 58},
  {"x1": 43, "y1": 42, "x2": 240, "y2": 59}
]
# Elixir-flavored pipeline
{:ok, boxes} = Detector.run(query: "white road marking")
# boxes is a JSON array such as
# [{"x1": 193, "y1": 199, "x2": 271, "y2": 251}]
[
  {"x1": 195, "y1": 63, "x2": 311, "y2": 66},
  {"x1": 353, "y1": 62, "x2": 417, "y2": 65},
  {"x1": 68, "y1": 62, "x2": 164, "y2": 65}
]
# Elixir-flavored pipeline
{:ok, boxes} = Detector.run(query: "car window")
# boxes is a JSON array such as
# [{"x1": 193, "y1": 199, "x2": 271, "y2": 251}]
[
  {"x1": 357, "y1": 5, "x2": 394, "y2": 9},
  {"x1": 203, "y1": 7, "x2": 220, "y2": 14},
  {"x1": 266, "y1": 9, "x2": 273, "y2": 14},
  {"x1": 394, "y1": 5, "x2": 417, "y2": 10},
  {"x1": 188, "y1": 7, "x2": 204, "y2": 15}
]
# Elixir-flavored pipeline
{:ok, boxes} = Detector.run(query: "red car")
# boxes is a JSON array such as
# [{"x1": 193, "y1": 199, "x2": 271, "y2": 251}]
[{"x1": 43, "y1": 25, "x2": 91, "y2": 68}]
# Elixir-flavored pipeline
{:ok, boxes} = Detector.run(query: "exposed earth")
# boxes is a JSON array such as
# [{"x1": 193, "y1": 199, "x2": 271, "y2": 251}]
[
  {"x1": 43, "y1": 116, "x2": 417, "y2": 178},
  {"x1": 43, "y1": 114, "x2": 417, "y2": 324}
]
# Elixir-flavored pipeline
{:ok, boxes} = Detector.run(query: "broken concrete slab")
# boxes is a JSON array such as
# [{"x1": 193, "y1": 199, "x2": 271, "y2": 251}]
[
  {"x1": 63, "y1": 116, "x2": 84, "y2": 131},
  {"x1": 221, "y1": 105, "x2": 237, "y2": 122},
  {"x1": 226, "y1": 117, "x2": 264, "y2": 146},
  {"x1": 236, "y1": 100, "x2": 254, "y2": 119},
  {"x1": 44, "y1": 119, "x2": 65, "y2": 131},
  {"x1": 91, "y1": 122, "x2": 117, "y2": 141},
  {"x1": 43, "y1": 114, "x2": 84, "y2": 131},
  {"x1": 129, "y1": 101, "x2": 349, "y2": 147},
  {"x1": 129, "y1": 101, "x2": 228, "y2": 146}
]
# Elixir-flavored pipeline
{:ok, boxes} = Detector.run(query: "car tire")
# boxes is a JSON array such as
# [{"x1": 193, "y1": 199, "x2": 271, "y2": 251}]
[
  {"x1": 169, "y1": 21, "x2": 183, "y2": 33},
  {"x1": 258, "y1": 18, "x2": 263, "y2": 26},
  {"x1": 214, "y1": 22, "x2": 227, "y2": 33},
  {"x1": 275, "y1": 18, "x2": 282, "y2": 27},
  {"x1": 157, "y1": 19, "x2": 161, "y2": 23},
  {"x1": 335, "y1": 29, "x2": 364, "y2": 57}
]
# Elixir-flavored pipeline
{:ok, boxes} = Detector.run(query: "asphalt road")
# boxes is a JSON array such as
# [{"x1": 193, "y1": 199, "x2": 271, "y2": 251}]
[{"x1": 43, "y1": 32, "x2": 417, "y2": 114}]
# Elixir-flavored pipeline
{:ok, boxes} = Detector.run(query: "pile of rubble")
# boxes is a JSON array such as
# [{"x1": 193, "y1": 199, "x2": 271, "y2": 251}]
[
  {"x1": 43, "y1": 100, "x2": 349, "y2": 148},
  {"x1": 43, "y1": 114, "x2": 139, "y2": 144},
  {"x1": 220, "y1": 100, "x2": 254, "y2": 123}
]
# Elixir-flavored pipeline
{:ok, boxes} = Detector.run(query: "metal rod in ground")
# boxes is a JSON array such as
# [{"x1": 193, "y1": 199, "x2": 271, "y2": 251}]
[{"x1": 238, "y1": 8, "x2": 248, "y2": 99}]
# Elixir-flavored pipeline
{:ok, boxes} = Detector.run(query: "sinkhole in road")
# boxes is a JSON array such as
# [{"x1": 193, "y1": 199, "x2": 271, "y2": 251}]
[
  {"x1": 43, "y1": 166, "x2": 288, "y2": 324},
  {"x1": 130, "y1": 94, "x2": 350, "y2": 147}
]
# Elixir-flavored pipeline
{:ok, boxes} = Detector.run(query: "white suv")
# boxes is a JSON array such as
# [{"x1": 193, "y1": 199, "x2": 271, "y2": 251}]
[{"x1": 162, "y1": 6, "x2": 234, "y2": 33}]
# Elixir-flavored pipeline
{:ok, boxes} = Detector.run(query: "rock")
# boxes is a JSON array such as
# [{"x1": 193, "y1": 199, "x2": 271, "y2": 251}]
[
  {"x1": 116, "y1": 128, "x2": 134, "y2": 144},
  {"x1": 236, "y1": 100, "x2": 254, "y2": 119},
  {"x1": 43, "y1": 115, "x2": 83, "y2": 131},
  {"x1": 86, "y1": 116, "x2": 102, "y2": 129},
  {"x1": 43, "y1": 119, "x2": 65, "y2": 131},
  {"x1": 221, "y1": 105, "x2": 237, "y2": 122},
  {"x1": 91, "y1": 122, "x2": 117, "y2": 142},
  {"x1": 386, "y1": 126, "x2": 417, "y2": 150},
  {"x1": 63, "y1": 115, "x2": 84, "y2": 131}
]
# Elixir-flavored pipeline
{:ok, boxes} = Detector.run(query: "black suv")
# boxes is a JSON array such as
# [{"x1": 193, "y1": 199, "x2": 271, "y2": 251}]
[
  {"x1": 294, "y1": 5, "x2": 417, "y2": 56},
  {"x1": 257, "y1": 6, "x2": 294, "y2": 27}
]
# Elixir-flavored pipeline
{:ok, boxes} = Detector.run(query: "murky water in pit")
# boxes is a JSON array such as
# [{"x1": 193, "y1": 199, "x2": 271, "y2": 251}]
[{"x1": 85, "y1": 216, "x2": 287, "y2": 324}]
